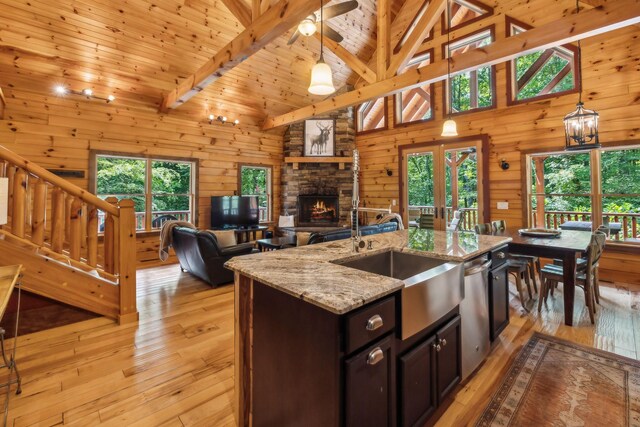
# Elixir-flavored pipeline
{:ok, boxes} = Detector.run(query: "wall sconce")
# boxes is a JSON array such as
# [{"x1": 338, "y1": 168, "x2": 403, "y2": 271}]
[
  {"x1": 54, "y1": 85, "x2": 115, "y2": 103},
  {"x1": 0, "y1": 177, "x2": 8, "y2": 225},
  {"x1": 208, "y1": 114, "x2": 239, "y2": 126},
  {"x1": 499, "y1": 159, "x2": 510, "y2": 170}
]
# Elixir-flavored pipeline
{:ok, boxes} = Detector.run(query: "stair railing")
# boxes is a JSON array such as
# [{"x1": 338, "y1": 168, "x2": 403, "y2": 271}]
[{"x1": 0, "y1": 145, "x2": 137, "y2": 323}]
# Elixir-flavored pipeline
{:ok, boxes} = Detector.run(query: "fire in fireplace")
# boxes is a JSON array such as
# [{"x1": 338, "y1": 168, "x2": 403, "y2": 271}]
[{"x1": 297, "y1": 195, "x2": 339, "y2": 226}]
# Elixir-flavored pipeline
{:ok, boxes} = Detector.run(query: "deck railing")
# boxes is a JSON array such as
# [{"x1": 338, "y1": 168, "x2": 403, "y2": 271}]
[
  {"x1": 532, "y1": 210, "x2": 640, "y2": 241},
  {"x1": 408, "y1": 206, "x2": 479, "y2": 231}
]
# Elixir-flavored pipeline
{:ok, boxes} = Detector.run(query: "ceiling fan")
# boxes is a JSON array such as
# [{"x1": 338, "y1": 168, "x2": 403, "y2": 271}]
[{"x1": 287, "y1": 0, "x2": 359, "y2": 45}]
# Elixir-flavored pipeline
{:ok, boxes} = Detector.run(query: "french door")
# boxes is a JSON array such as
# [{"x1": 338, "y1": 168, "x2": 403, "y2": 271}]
[{"x1": 400, "y1": 138, "x2": 487, "y2": 231}]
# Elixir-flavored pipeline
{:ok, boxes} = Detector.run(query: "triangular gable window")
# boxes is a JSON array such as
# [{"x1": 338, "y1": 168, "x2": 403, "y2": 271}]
[
  {"x1": 506, "y1": 16, "x2": 579, "y2": 105},
  {"x1": 441, "y1": 0, "x2": 493, "y2": 34}
]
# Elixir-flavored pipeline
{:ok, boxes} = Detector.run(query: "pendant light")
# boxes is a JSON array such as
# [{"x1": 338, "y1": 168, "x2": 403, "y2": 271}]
[
  {"x1": 441, "y1": 0, "x2": 458, "y2": 137},
  {"x1": 308, "y1": 0, "x2": 336, "y2": 96},
  {"x1": 564, "y1": 0, "x2": 599, "y2": 150}
]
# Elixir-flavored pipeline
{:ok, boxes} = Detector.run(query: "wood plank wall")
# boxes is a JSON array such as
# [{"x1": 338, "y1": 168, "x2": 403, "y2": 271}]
[
  {"x1": 0, "y1": 89, "x2": 284, "y2": 268},
  {"x1": 355, "y1": 22, "x2": 640, "y2": 284}
]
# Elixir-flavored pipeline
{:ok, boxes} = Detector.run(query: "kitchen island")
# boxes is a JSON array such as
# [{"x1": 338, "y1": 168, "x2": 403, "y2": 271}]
[{"x1": 226, "y1": 228, "x2": 512, "y2": 427}]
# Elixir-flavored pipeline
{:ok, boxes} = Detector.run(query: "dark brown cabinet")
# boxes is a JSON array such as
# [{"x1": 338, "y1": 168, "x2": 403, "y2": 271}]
[
  {"x1": 489, "y1": 262, "x2": 509, "y2": 341},
  {"x1": 253, "y1": 281, "x2": 471, "y2": 427},
  {"x1": 398, "y1": 315, "x2": 461, "y2": 427},
  {"x1": 399, "y1": 336, "x2": 437, "y2": 427},
  {"x1": 435, "y1": 315, "x2": 462, "y2": 402},
  {"x1": 345, "y1": 336, "x2": 395, "y2": 427}
]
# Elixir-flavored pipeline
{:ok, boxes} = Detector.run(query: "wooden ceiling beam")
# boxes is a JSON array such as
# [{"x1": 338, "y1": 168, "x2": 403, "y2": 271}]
[
  {"x1": 315, "y1": 33, "x2": 377, "y2": 84},
  {"x1": 377, "y1": 0, "x2": 391, "y2": 80},
  {"x1": 252, "y1": 0, "x2": 262, "y2": 21},
  {"x1": 0, "y1": 87, "x2": 5, "y2": 120},
  {"x1": 353, "y1": 0, "x2": 424, "y2": 87},
  {"x1": 220, "y1": 0, "x2": 252, "y2": 28},
  {"x1": 262, "y1": 0, "x2": 640, "y2": 129},
  {"x1": 387, "y1": 0, "x2": 446, "y2": 77},
  {"x1": 160, "y1": 0, "x2": 318, "y2": 111},
  {"x1": 579, "y1": 0, "x2": 607, "y2": 7}
]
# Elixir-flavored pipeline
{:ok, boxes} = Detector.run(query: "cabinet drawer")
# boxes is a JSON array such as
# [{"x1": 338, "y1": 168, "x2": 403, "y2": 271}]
[
  {"x1": 345, "y1": 296, "x2": 396, "y2": 354},
  {"x1": 490, "y1": 245, "x2": 509, "y2": 268}
]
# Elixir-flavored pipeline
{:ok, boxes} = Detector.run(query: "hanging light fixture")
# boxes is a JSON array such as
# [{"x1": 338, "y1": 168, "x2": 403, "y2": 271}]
[
  {"x1": 308, "y1": 0, "x2": 335, "y2": 96},
  {"x1": 441, "y1": 0, "x2": 458, "y2": 137},
  {"x1": 564, "y1": 0, "x2": 599, "y2": 151},
  {"x1": 298, "y1": 15, "x2": 317, "y2": 37}
]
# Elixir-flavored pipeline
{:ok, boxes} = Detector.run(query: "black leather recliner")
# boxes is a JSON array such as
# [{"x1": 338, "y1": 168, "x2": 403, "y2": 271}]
[
  {"x1": 172, "y1": 226, "x2": 257, "y2": 287},
  {"x1": 307, "y1": 222, "x2": 398, "y2": 245}
]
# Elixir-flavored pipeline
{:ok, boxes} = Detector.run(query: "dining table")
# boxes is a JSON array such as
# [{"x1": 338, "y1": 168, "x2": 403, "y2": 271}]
[{"x1": 494, "y1": 229, "x2": 593, "y2": 326}]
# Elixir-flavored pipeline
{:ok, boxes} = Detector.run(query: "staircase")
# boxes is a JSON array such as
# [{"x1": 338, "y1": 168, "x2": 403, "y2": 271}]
[{"x1": 0, "y1": 145, "x2": 137, "y2": 323}]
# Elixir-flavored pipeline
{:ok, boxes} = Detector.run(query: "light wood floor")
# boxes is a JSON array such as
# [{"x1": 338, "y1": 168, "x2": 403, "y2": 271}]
[{"x1": 2, "y1": 265, "x2": 639, "y2": 426}]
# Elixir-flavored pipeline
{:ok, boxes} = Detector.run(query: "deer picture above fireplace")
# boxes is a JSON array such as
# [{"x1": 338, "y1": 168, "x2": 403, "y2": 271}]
[
  {"x1": 304, "y1": 119, "x2": 335, "y2": 157},
  {"x1": 298, "y1": 195, "x2": 339, "y2": 226}
]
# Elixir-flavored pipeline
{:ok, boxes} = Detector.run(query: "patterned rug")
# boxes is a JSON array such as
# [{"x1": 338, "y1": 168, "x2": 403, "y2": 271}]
[{"x1": 476, "y1": 333, "x2": 640, "y2": 426}]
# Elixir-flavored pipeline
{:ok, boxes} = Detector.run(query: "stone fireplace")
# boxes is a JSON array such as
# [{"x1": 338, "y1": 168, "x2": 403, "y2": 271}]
[
  {"x1": 281, "y1": 103, "x2": 355, "y2": 227},
  {"x1": 297, "y1": 195, "x2": 339, "y2": 227}
]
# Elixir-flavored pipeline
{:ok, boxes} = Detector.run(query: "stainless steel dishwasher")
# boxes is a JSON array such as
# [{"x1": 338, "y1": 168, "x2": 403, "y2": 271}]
[{"x1": 460, "y1": 254, "x2": 492, "y2": 380}]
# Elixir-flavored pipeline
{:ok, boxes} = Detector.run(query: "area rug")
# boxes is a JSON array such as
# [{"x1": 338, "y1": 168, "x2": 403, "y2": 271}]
[{"x1": 476, "y1": 333, "x2": 640, "y2": 426}]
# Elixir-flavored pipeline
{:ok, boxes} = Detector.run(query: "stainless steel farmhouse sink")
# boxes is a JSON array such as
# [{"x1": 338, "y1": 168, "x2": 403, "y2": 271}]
[{"x1": 334, "y1": 250, "x2": 463, "y2": 339}]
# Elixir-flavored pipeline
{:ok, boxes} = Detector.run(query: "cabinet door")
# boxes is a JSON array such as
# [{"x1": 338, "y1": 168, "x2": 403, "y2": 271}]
[
  {"x1": 489, "y1": 263, "x2": 509, "y2": 341},
  {"x1": 435, "y1": 315, "x2": 461, "y2": 402},
  {"x1": 345, "y1": 336, "x2": 395, "y2": 427},
  {"x1": 399, "y1": 336, "x2": 437, "y2": 427}
]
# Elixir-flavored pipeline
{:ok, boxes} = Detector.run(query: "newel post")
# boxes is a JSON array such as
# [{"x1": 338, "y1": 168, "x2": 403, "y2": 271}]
[{"x1": 117, "y1": 199, "x2": 138, "y2": 324}]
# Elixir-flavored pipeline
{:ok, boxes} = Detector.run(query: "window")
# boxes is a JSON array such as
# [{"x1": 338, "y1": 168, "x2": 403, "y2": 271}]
[
  {"x1": 239, "y1": 165, "x2": 272, "y2": 223},
  {"x1": 356, "y1": 97, "x2": 387, "y2": 133},
  {"x1": 394, "y1": 0, "x2": 433, "y2": 54},
  {"x1": 526, "y1": 145, "x2": 640, "y2": 245},
  {"x1": 443, "y1": 28, "x2": 495, "y2": 115},
  {"x1": 507, "y1": 17, "x2": 579, "y2": 104},
  {"x1": 395, "y1": 50, "x2": 434, "y2": 125},
  {"x1": 441, "y1": 0, "x2": 493, "y2": 34},
  {"x1": 93, "y1": 153, "x2": 195, "y2": 231}
]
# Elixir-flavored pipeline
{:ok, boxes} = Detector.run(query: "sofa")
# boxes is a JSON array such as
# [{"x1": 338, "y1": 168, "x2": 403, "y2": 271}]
[
  {"x1": 307, "y1": 222, "x2": 398, "y2": 245},
  {"x1": 172, "y1": 226, "x2": 257, "y2": 286}
]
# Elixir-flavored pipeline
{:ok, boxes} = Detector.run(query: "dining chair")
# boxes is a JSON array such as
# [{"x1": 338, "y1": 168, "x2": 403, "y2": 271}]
[
  {"x1": 475, "y1": 222, "x2": 532, "y2": 307},
  {"x1": 447, "y1": 211, "x2": 462, "y2": 231},
  {"x1": 552, "y1": 227, "x2": 607, "y2": 304},
  {"x1": 419, "y1": 213, "x2": 435, "y2": 230},
  {"x1": 538, "y1": 231, "x2": 606, "y2": 324},
  {"x1": 474, "y1": 222, "x2": 493, "y2": 234},
  {"x1": 492, "y1": 220, "x2": 540, "y2": 294}
]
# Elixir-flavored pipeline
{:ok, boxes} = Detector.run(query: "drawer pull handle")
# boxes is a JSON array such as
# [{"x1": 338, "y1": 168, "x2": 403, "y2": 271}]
[
  {"x1": 494, "y1": 276, "x2": 500, "y2": 281},
  {"x1": 440, "y1": 338, "x2": 447, "y2": 347},
  {"x1": 366, "y1": 315, "x2": 383, "y2": 331},
  {"x1": 496, "y1": 252, "x2": 506, "y2": 259},
  {"x1": 367, "y1": 348, "x2": 384, "y2": 365},
  {"x1": 433, "y1": 343, "x2": 441, "y2": 352}
]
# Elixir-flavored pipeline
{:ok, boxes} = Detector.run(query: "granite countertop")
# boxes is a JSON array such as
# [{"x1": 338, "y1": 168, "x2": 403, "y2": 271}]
[{"x1": 225, "y1": 228, "x2": 512, "y2": 315}]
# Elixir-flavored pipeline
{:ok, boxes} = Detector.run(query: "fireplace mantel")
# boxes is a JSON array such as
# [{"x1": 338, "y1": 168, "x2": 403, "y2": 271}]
[{"x1": 284, "y1": 156, "x2": 353, "y2": 170}]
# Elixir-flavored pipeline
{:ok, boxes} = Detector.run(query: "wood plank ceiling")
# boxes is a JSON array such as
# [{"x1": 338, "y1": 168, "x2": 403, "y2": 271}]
[{"x1": 0, "y1": 0, "x2": 402, "y2": 126}]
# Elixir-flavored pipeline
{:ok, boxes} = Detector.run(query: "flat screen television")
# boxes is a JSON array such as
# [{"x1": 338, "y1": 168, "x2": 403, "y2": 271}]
[{"x1": 211, "y1": 196, "x2": 260, "y2": 228}]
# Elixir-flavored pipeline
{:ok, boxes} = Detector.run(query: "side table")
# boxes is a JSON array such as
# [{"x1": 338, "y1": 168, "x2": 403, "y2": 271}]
[
  {"x1": 0, "y1": 265, "x2": 23, "y2": 424},
  {"x1": 256, "y1": 236, "x2": 296, "y2": 251}
]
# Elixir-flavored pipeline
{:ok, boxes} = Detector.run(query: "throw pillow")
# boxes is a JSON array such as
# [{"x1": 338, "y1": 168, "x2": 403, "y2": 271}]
[
  {"x1": 296, "y1": 232, "x2": 311, "y2": 246},
  {"x1": 211, "y1": 230, "x2": 237, "y2": 248}
]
